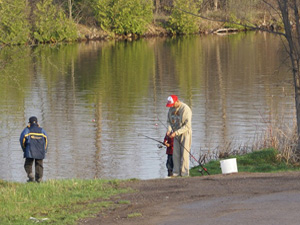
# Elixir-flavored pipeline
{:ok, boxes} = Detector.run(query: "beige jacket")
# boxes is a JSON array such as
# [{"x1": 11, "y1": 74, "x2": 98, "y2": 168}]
[{"x1": 167, "y1": 102, "x2": 192, "y2": 136}]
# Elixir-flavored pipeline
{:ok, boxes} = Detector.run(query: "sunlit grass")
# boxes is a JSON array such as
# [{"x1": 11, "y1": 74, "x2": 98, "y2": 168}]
[
  {"x1": 0, "y1": 179, "x2": 132, "y2": 225},
  {"x1": 190, "y1": 148, "x2": 300, "y2": 176}
]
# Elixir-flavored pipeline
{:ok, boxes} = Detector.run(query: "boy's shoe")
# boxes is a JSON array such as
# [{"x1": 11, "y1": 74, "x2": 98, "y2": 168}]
[
  {"x1": 27, "y1": 173, "x2": 34, "y2": 182},
  {"x1": 36, "y1": 178, "x2": 42, "y2": 183}
]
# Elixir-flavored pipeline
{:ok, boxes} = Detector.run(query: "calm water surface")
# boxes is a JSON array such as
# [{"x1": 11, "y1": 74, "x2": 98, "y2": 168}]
[{"x1": 0, "y1": 32, "x2": 295, "y2": 182}]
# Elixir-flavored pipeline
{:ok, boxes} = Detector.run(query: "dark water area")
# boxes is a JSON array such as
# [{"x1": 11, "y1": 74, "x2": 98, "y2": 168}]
[{"x1": 0, "y1": 32, "x2": 295, "y2": 182}]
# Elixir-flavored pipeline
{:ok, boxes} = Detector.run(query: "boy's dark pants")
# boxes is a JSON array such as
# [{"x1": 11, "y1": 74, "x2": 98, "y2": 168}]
[
  {"x1": 24, "y1": 158, "x2": 43, "y2": 182},
  {"x1": 166, "y1": 154, "x2": 173, "y2": 176}
]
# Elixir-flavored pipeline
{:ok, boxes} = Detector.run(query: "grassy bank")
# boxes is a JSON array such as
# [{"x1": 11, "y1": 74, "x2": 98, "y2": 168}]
[
  {"x1": 2, "y1": 148, "x2": 300, "y2": 224},
  {"x1": 190, "y1": 148, "x2": 300, "y2": 176},
  {"x1": 0, "y1": 179, "x2": 132, "y2": 225}
]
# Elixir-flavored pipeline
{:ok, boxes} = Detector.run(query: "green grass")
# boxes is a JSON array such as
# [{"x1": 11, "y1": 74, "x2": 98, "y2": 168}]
[
  {"x1": 190, "y1": 148, "x2": 300, "y2": 176},
  {"x1": 0, "y1": 179, "x2": 133, "y2": 225},
  {"x1": 127, "y1": 212, "x2": 142, "y2": 218},
  {"x1": 118, "y1": 200, "x2": 131, "y2": 204}
]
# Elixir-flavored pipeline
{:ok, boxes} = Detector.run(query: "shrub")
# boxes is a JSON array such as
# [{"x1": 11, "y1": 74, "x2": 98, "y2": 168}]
[
  {"x1": 224, "y1": 13, "x2": 252, "y2": 30},
  {"x1": 33, "y1": 0, "x2": 78, "y2": 43},
  {"x1": 0, "y1": 0, "x2": 31, "y2": 45},
  {"x1": 93, "y1": 0, "x2": 153, "y2": 35},
  {"x1": 166, "y1": 0, "x2": 199, "y2": 35}
]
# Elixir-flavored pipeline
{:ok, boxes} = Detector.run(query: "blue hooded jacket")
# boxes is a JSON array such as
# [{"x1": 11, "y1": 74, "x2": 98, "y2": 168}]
[{"x1": 19, "y1": 123, "x2": 48, "y2": 159}]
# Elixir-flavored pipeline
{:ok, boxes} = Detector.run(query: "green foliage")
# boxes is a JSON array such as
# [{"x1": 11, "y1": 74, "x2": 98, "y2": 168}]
[
  {"x1": 92, "y1": 0, "x2": 111, "y2": 32},
  {"x1": 224, "y1": 13, "x2": 253, "y2": 30},
  {"x1": 33, "y1": 0, "x2": 78, "y2": 43},
  {"x1": 93, "y1": 0, "x2": 153, "y2": 35},
  {"x1": 190, "y1": 148, "x2": 300, "y2": 176},
  {"x1": 166, "y1": 0, "x2": 199, "y2": 35},
  {"x1": 0, "y1": 0, "x2": 30, "y2": 45}
]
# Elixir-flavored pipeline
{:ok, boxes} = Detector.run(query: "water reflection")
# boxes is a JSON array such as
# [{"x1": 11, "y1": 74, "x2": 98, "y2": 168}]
[{"x1": 0, "y1": 32, "x2": 295, "y2": 182}]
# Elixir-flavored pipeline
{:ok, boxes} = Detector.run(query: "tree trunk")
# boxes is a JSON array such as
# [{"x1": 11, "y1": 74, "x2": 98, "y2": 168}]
[
  {"x1": 68, "y1": 0, "x2": 72, "y2": 20},
  {"x1": 27, "y1": 0, "x2": 39, "y2": 28},
  {"x1": 277, "y1": 0, "x2": 300, "y2": 157},
  {"x1": 214, "y1": 0, "x2": 218, "y2": 11},
  {"x1": 294, "y1": 69, "x2": 300, "y2": 157},
  {"x1": 155, "y1": 0, "x2": 160, "y2": 14}
]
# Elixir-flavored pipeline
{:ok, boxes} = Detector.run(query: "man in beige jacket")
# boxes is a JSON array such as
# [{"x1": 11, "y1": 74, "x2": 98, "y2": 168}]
[{"x1": 166, "y1": 95, "x2": 192, "y2": 177}]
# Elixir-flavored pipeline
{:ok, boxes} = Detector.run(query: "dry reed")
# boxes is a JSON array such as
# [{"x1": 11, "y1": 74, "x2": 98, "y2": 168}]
[{"x1": 198, "y1": 117, "x2": 299, "y2": 165}]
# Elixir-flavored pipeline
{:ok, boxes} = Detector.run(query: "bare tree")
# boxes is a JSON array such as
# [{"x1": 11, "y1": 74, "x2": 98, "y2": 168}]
[{"x1": 270, "y1": 0, "x2": 300, "y2": 156}]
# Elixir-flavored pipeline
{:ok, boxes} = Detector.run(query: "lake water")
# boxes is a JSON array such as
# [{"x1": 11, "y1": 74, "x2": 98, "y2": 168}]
[{"x1": 0, "y1": 32, "x2": 295, "y2": 182}]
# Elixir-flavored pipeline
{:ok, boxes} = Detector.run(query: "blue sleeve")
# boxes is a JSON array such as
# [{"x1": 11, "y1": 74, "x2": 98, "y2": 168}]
[
  {"x1": 42, "y1": 129, "x2": 48, "y2": 151},
  {"x1": 19, "y1": 128, "x2": 29, "y2": 150},
  {"x1": 42, "y1": 129, "x2": 47, "y2": 137}
]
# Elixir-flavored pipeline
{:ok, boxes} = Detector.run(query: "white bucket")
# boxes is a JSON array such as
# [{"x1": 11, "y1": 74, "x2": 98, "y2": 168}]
[{"x1": 220, "y1": 158, "x2": 238, "y2": 174}]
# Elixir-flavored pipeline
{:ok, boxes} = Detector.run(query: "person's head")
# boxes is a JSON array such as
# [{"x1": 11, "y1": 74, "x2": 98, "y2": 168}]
[
  {"x1": 166, "y1": 95, "x2": 180, "y2": 108},
  {"x1": 28, "y1": 116, "x2": 38, "y2": 125}
]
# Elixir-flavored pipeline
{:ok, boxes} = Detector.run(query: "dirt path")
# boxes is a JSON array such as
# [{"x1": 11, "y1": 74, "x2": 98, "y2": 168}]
[{"x1": 78, "y1": 172, "x2": 300, "y2": 225}]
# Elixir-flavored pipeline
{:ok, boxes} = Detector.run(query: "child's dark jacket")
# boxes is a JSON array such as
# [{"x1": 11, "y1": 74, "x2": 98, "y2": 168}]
[{"x1": 164, "y1": 134, "x2": 174, "y2": 155}]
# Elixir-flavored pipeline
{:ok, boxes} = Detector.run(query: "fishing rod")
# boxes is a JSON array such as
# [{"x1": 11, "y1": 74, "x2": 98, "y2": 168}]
[
  {"x1": 138, "y1": 133, "x2": 166, "y2": 146},
  {"x1": 156, "y1": 116, "x2": 210, "y2": 175}
]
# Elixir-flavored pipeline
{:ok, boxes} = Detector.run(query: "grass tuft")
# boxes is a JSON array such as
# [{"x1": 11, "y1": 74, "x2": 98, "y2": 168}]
[{"x1": 127, "y1": 212, "x2": 142, "y2": 218}]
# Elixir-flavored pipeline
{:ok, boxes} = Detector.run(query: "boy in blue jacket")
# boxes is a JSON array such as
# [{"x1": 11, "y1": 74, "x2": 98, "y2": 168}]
[{"x1": 20, "y1": 116, "x2": 48, "y2": 182}]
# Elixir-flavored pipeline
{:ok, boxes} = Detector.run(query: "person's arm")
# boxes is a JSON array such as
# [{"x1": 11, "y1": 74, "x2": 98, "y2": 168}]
[
  {"x1": 42, "y1": 129, "x2": 48, "y2": 152},
  {"x1": 166, "y1": 110, "x2": 173, "y2": 134},
  {"x1": 174, "y1": 105, "x2": 192, "y2": 136},
  {"x1": 163, "y1": 134, "x2": 170, "y2": 147},
  {"x1": 19, "y1": 128, "x2": 29, "y2": 151}
]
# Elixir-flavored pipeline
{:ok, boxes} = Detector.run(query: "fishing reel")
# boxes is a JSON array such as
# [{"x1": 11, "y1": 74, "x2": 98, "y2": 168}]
[{"x1": 157, "y1": 144, "x2": 164, "y2": 149}]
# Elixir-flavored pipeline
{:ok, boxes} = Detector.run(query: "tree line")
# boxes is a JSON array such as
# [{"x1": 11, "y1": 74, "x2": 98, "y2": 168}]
[{"x1": 0, "y1": 0, "x2": 271, "y2": 45}]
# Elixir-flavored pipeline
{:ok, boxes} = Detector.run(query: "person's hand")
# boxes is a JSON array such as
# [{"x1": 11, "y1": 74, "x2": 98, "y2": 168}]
[
  {"x1": 170, "y1": 132, "x2": 176, "y2": 138},
  {"x1": 164, "y1": 141, "x2": 170, "y2": 147}
]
